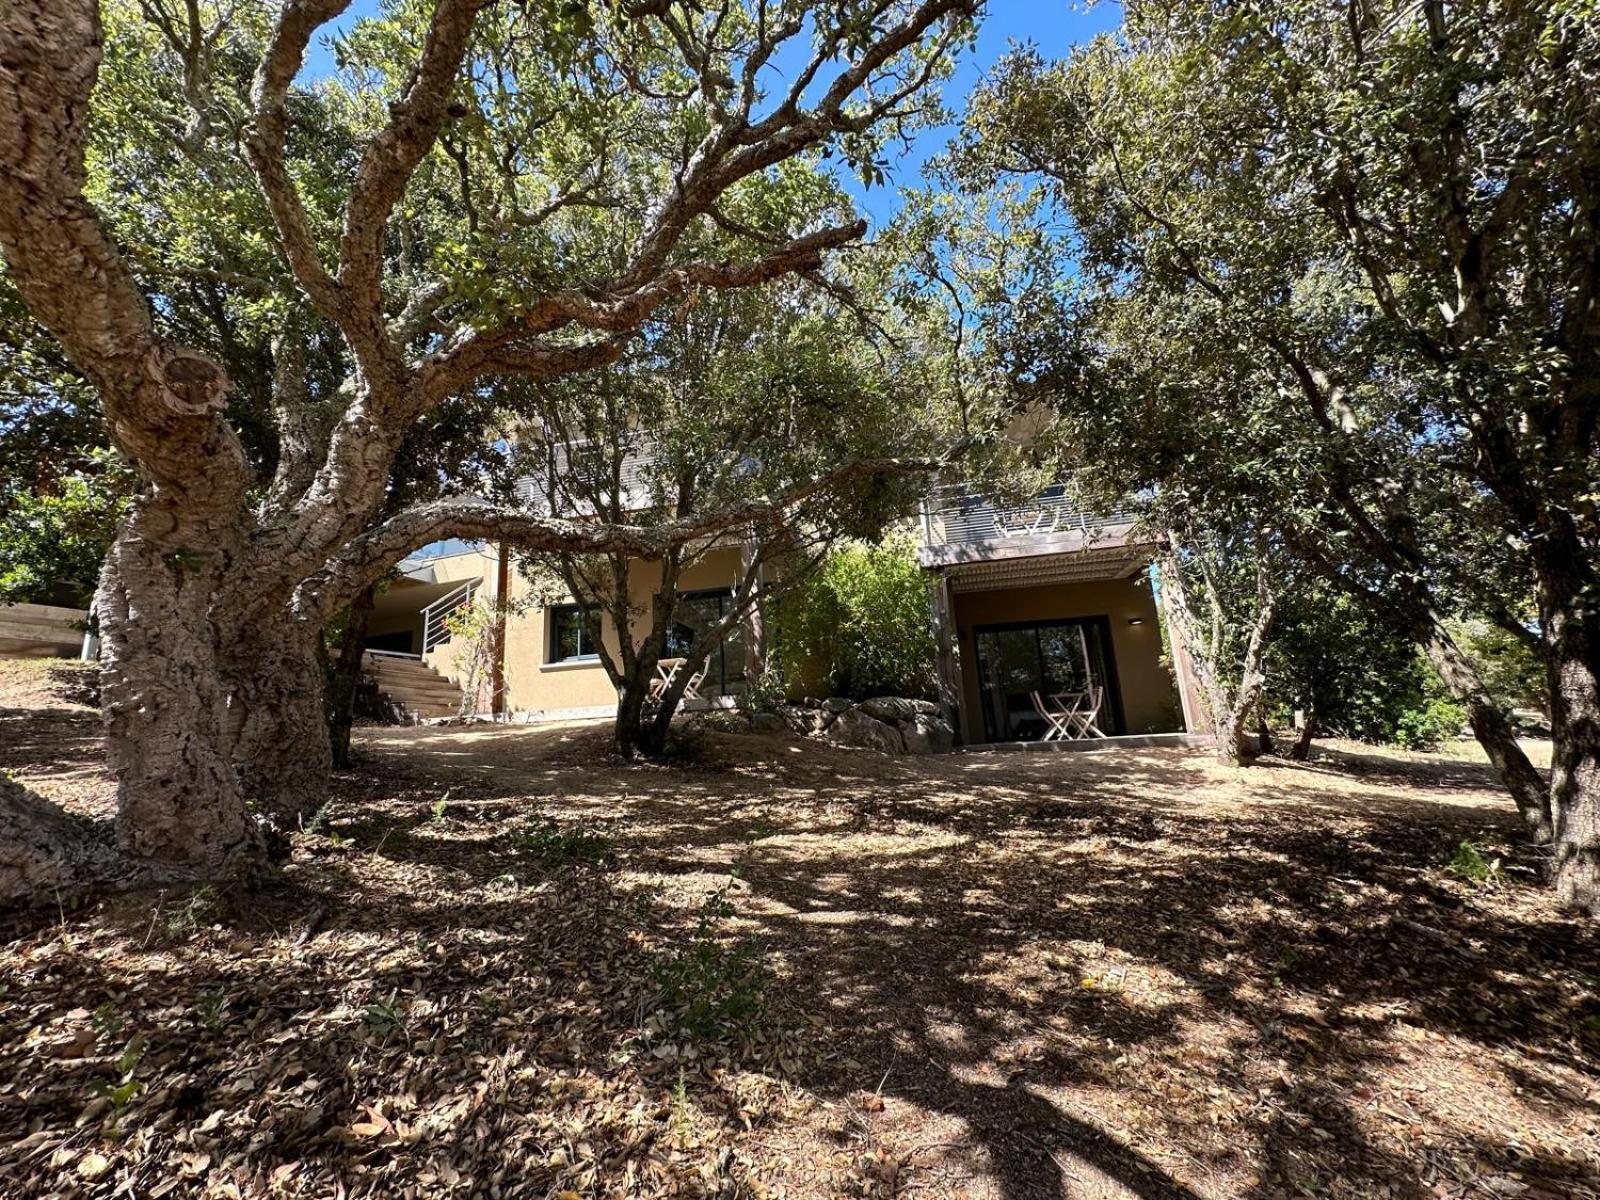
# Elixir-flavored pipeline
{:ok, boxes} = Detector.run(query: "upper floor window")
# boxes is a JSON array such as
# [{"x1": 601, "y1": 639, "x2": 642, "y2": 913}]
[{"x1": 548, "y1": 604, "x2": 601, "y2": 663}]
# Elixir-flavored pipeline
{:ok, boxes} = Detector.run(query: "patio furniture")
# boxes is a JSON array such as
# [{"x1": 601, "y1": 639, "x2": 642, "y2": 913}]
[
  {"x1": 1051, "y1": 686, "x2": 1106, "y2": 739},
  {"x1": 651, "y1": 657, "x2": 708, "y2": 702},
  {"x1": 1030, "y1": 690, "x2": 1072, "y2": 741}
]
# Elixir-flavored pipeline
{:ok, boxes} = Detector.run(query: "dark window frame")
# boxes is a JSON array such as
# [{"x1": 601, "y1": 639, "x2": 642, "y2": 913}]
[
  {"x1": 664, "y1": 586, "x2": 745, "y2": 695},
  {"x1": 547, "y1": 603, "x2": 602, "y2": 664},
  {"x1": 969, "y1": 615, "x2": 1125, "y2": 743}
]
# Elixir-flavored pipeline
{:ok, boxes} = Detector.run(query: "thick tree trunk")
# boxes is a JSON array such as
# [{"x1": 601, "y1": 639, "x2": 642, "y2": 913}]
[
  {"x1": 1216, "y1": 689, "x2": 1263, "y2": 767},
  {"x1": 1536, "y1": 532, "x2": 1600, "y2": 914},
  {"x1": 98, "y1": 526, "x2": 260, "y2": 871},
  {"x1": 613, "y1": 670, "x2": 652, "y2": 759},
  {"x1": 1214, "y1": 583, "x2": 1276, "y2": 767},
  {"x1": 1421, "y1": 622, "x2": 1554, "y2": 844},
  {"x1": 327, "y1": 585, "x2": 377, "y2": 769},
  {"x1": 227, "y1": 611, "x2": 332, "y2": 829},
  {"x1": 0, "y1": 774, "x2": 116, "y2": 909}
]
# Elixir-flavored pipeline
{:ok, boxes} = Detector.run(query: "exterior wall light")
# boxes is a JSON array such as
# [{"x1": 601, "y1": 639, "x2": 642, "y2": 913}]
[{"x1": 1127, "y1": 617, "x2": 1145, "y2": 626}]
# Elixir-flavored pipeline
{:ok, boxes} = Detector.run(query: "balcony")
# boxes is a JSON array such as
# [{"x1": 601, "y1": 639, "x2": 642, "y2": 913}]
[{"x1": 918, "y1": 482, "x2": 1141, "y2": 571}]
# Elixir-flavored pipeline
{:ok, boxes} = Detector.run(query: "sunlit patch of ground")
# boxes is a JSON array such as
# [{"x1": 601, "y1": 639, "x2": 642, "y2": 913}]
[{"x1": 2, "y1": 665, "x2": 1596, "y2": 1199}]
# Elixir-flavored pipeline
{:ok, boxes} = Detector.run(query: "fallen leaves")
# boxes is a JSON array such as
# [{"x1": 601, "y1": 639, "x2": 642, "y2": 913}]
[{"x1": 3, "y1": 673, "x2": 1599, "y2": 1200}]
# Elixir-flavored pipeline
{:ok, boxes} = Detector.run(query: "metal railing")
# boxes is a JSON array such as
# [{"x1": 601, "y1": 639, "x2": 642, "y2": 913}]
[
  {"x1": 922, "y1": 483, "x2": 1135, "y2": 548},
  {"x1": 421, "y1": 579, "x2": 480, "y2": 653}
]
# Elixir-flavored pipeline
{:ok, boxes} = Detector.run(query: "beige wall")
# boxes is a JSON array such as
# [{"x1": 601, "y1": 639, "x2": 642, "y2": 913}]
[
  {"x1": 950, "y1": 573, "x2": 1181, "y2": 743},
  {"x1": 497, "y1": 544, "x2": 752, "y2": 717}
]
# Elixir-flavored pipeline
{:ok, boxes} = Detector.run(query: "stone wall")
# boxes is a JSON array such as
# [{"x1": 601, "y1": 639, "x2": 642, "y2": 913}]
[{"x1": 706, "y1": 696, "x2": 955, "y2": 755}]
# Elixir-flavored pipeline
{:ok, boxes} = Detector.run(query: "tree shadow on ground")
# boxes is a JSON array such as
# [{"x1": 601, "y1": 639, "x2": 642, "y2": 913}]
[
  {"x1": 2, "y1": 709, "x2": 1596, "y2": 1199},
  {"x1": 338, "y1": 722, "x2": 1600, "y2": 1198}
]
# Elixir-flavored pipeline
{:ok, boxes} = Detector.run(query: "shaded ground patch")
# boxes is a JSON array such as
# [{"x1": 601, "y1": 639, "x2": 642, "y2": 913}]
[{"x1": 1, "y1": 665, "x2": 1596, "y2": 1198}]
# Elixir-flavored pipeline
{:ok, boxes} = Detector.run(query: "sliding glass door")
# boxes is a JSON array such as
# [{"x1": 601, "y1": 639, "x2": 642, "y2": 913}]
[
  {"x1": 664, "y1": 587, "x2": 746, "y2": 696},
  {"x1": 972, "y1": 617, "x2": 1121, "y2": 743}
]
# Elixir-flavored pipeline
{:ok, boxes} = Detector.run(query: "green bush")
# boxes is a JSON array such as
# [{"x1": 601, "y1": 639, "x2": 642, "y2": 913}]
[
  {"x1": 651, "y1": 881, "x2": 767, "y2": 1039},
  {"x1": 1443, "y1": 839, "x2": 1504, "y2": 888},
  {"x1": 0, "y1": 449, "x2": 132, "y2": 607},
  {"x1": 1393, "y1": 694, "x2": 1467, "y2": 751},
  {"x1": 775, "y1": 533, "x2": 935, "y2": 700},
  {"x1": 1268, "y1": 592, "x2": 1468, "y2": 751}
]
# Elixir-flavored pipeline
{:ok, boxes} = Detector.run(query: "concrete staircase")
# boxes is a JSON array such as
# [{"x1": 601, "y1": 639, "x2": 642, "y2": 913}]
[{"x1": 362, "y1": 652, "x2": 463, "y2": 721}]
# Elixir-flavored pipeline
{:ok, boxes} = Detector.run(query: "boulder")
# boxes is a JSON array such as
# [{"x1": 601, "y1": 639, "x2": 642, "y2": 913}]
[
  {"x1": 822, "y1": 697, "x2": 854, "y2": 715},
  {"x1": 749, "y1": 712, "x2": 786, "y2": 735},
  {"x1": 908, "y1": 698, "x2": 940, "y2": 716},
  {"x1": 901, "y1": 713, "x2": 955, "y2": 755},
  {"x1": 779, "y1": 704, "x2": 831, "y2": 736},
  {"x1": 827, "y1": 707, "x2": 905, "y2": 754},
  {"x1": 697, "y1": 709, "x2": 751, "y2": 734},
  {"x1": 859, "y1": 696, "x2": 920, "y2": 723}
]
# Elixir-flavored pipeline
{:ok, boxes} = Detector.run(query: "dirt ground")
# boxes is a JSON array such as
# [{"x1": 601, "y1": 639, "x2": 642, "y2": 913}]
[{"x1": 1, "y1": 658, "x2": 1597, "y2": 1200}]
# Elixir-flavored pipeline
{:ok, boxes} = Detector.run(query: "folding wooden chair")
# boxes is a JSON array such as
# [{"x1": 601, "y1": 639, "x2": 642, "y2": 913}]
[
  {"x1": 1056, "y1": 686, "x2": 1107, "y2": 739},
  {"x1": 649, "y1": 658, "x2": 682, "y2": 701},
  {"x1": 1030, "y1": 690, "x2": 1071, "y2": 742},
  {"x1": 680, "y1": 660, "x2": 709, "y2": 701}
]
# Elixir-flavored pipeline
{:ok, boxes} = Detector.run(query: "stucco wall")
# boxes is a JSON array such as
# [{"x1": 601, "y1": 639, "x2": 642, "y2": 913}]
[
  {"x1": 365, "y1": 548, "x2": 499, "y2": 655},
  {"x1": 498, "y1": 545, "x2": 752, "y2": 716},
  {"x1": 950, "y1": 572, "x2": 1181, "y2": 743}
]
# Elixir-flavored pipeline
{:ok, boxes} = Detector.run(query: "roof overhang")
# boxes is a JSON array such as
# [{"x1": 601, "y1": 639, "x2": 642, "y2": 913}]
[{"x1": 920, "y1": 522, "x2": 1153, "y2": 594}]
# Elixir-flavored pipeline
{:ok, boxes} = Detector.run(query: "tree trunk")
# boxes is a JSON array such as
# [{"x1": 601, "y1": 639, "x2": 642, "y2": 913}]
[
  {"x1": 741, "y1": 538, "x2": 767, "y2": 689},
  {"x1": 1420, "y1": 622, "x2": 1554, "y2": 844},
  {"x1": 327, "y1": 584, "x2": 377, "y2": 769},
  {"x1": 1536, "y1": 530, "x2": 1600, "y2": 914},
  {"x1": 1256, "y1": 710, "x2": 1277, "y2": 756},
  {"x1": 98, "y1": 525, "x2": 261, "y2": 872},
  {"x1": 1216, "y1": 691, "x2": 1262, "y2": 766},
  {"x1": 1214, "y1": 581, "x2": 1276, "y2": 767},
  {"x1": 613, "y1": 668, "x2": 652, "y2": 759},
  {"x1": 226, "y1": 611, "x2": 332, "y2": 830},
  {"x1": 0, "y1": 773, "x2": 117, "y2": 909},
  {"x1": 1289, "y1": 710, "x2": 1316, "y2": 761}
]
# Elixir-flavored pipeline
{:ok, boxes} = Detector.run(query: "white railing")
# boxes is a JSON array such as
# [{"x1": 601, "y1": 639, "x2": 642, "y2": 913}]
[
  {"x1": 364, "y1": 647, "x2": 424, "y2": 661},
  {"x1": 923, "y1": 483, "x2": 1135, "y2": 548},
  {"x1": 421, "y1": 580, "x2": 479, "y2": 653}
]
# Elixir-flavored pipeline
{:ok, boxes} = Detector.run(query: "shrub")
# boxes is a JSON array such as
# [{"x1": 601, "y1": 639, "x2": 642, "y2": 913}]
[
  {"x1": 1393, "y1": 693, "x2": 1468, "y2": 751},
  {"x1": 775, "y1": 533, "x2": 935, "y2": 701},
  {"x1": 515, "y1": 820, "x2": 614, "y2": 866},
  {"x1": 651, "y1": 880, "x2": 767, "y2": 1039},
  {"x1": 737, "y1": 666, "x2": 788, "y2": 715},
  {"x1": 1444, "y1": 839, "x2": 1504, "y2": 888},
  {"x1": 1268, "y1": 596, "x2": 1469, "y2": 751}
]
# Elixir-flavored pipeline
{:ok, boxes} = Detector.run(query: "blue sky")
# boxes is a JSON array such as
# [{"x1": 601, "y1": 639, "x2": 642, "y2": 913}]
[{"x1": 301, "y1": 1, "x2": 1119, "y2": 225}]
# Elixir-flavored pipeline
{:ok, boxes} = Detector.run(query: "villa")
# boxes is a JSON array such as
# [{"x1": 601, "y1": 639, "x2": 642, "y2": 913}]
[{"x1": 360, "y1": 477, "x2": 1205, "y2": 747}]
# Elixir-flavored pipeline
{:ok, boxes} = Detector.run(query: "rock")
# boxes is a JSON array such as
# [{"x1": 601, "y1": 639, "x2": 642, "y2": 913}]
[
  {"x1": 827, "y1": 707, "x2": 905, "y2": 754},
  {"x1": 901, "y1": 713, "x2": 955, "y2": 755},
  {"x1": 749, "y1": 712, "x2": 786, "y2": 734},
  {"x1": 697, "y1": 709, "x2": 751, "y2": 734},
  {"x1": 822, "y1": 697, "x2": 854, "y2": 714},
  {"x1": 859, "y1": 696, "x2": 918, "y2": 723},
  {"x1": 778, "y1": 705, "x2": 830, "y2": 736},
  {"x1": 908, "y1": 698, "x2": 940, "y2": 716}
]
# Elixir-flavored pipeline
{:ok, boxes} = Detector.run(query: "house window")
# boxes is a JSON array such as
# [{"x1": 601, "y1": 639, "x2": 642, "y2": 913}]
[
  {"x1": 664, "y1": 588, "x2": 746, "y2": 695},
  {"x1": 548, "y1": 604, "x2": 600, "y2": 663}
]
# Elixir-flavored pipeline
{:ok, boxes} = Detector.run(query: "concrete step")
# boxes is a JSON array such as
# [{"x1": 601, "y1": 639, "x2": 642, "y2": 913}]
[{"x1": 362, "y1": 652, "x2": 463, "y2": 720}]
